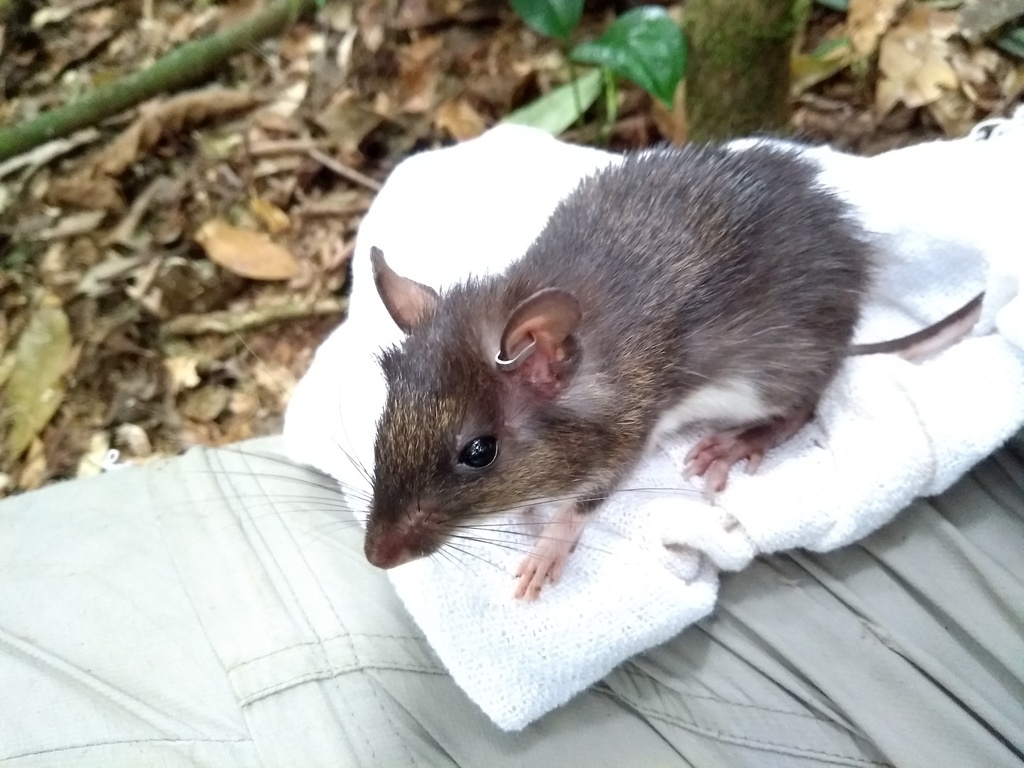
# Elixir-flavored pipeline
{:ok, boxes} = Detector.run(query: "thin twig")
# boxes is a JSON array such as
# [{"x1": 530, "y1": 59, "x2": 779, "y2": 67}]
[
  {"x1": 296, "y1": 201, "x2": 371, "y2": 218},
  {"x1": 0, "y1": 128, "x2": 102, "y2": 181},
  {"x1": 161, "y1": 297, "x2": 347, "y2": 337},
  {"x1": 248, "y1": 138, "x2": 324, "y2": 156},
  {"x1": 307, "y1": 149, "x2": 382, "y2": 192}
]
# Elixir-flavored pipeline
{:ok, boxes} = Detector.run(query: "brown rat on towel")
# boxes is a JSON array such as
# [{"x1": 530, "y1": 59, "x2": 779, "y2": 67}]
[{"x1": 360, "y1": 141, "x2": 983, "y2": 600}]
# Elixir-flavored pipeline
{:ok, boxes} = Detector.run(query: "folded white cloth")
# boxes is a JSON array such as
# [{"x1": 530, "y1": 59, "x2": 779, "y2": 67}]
[{"x1": 284, "y1": 110, "x2": 1024, "y2": 731}]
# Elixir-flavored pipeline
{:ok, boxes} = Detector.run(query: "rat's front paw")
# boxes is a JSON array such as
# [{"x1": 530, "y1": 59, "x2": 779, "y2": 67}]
[
  {"x1": 513, "y1": 502, "x2": 587, "y2": 600},
  {"x1": 514, "y1": 538, "x2": 573, "y2": 601}
]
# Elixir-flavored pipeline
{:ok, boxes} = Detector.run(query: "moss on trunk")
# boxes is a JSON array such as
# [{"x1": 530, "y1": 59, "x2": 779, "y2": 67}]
[{"x1": 684, "y1": 0, "x2": 800, "y2": 142}]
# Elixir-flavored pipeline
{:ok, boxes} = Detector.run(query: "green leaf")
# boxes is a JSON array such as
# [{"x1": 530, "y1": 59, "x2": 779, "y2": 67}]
[
  {"x1": 509, "y1": 0, "x2": 583, "y2": 39},
  {"x1": 792, "y1": 36, "x2": 853, "y2": 96},
  {"x1": 3, "y1": 296, "x2": 72, "y2": 459},
  {"x1": 997, "y1": 27, "x2": 1024, "y2": 61},
  {"x1": 570, "y1": 7, "x2": 686, "y2": 108},
  {"x1": 501, "y1": 68, "x2": 603, "y2": 134},
  {"x1": 810, "y1": 37, "x2": 850, "y2": 59}
]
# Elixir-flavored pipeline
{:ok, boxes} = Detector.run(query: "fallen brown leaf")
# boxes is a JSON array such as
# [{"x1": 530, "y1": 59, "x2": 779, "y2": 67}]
[
  {"x1": 1002, "y1": 66, "x2": 1024, "y2": 104},
  {"x1": 167, "y1": 6, "x2": 221, "y2": 46},
  {"x1": 322, "y1": 1, "x2": 356, "y2": 33},
  {"x1": 927, "y1": 87, "x2": 977, "y2": 137},
  {"x1": 102, "y1": 366, "x2": 161, "y2": 426},
  {"x1": 46, "y1": 88, "x2": 259, "y2": 213},
  {"x1": 651, "y1": 80, "x2": 688, "y2": 145},
  {"x1": 181, "y1": 385, "x2": 232, "y2": 422},
  {"x1": 165, "y1": 355, "x2": 202, "y2": 395},
  {"x1": 17, "y1": 438, "x2": 48, "y2": 491},
  {"x1": 321, "y1": 238, "x2": 355, "y2": 272},
  {"x1": 876, "y1": 3, "x2": 959, "y2": 115},
  {"x1": 253, "y1": 359, "x2": 297, "y2": 401},
  {"x1": 178, "y1": 420, "x2": 220, "y2": 448},
  {"x1": 98, "y1": 89, "x2": 261, "y2": 177},
  {"x1": 114, "y1": 423, "x2": 153, "y2": 458},
  {"x1": 434, "y1": 98, "x2": 488, "y2": 140},
  {"x1": 357, "y1": 0, "x2": 388, "y2": 52},
  {"x1": 32, "y1": 5, "x2": 78, "y2": 27},
  {"x1": 46, "y1": 175, "x2": 125, "y2": 214},
  {"x1": 950, "y1": 46, "x2": 998, "y2": 97},
  {"x1": 395, "y1": 0, "x2": 470, "y2": 29},
  {"x1": 0, "y1": 351, "x2": 13, "y2": 392},
  {"x1": 249, "y1": 197, "x2": 292, "y2": 234},
  {"x1": 194, "y1": 218, "x2": 301, "y2": 281},
  {"x1": 848, "y1": 0, "x2": 906, "y2": 57},
  {"x1": 315, "y1": 92, "x2": 387, "y2": 155},
  {"x1": 261, "y1": 81, "x2": 309, "y2": 120},
  {"x1": 217, "y1": 0, "x2": 264, "y2": 31},
  {"x1": 34, "y1": 210, "x2": 107, "y2": 241},
  {"x1": 400, "y1": 36, "x2": 444, "y2": 114},
  {"x1": 229, "y1": 390, "x2": 260, "y2": 419},
  {"x1": 218, "y1": 416, "x2": 256, "y2": 445},
  {"x1": 2, "y1": 294, "x2": 73, "y2": 459},
  {"x1": 105, "y1": 175, "x2": 177, "y2": 246},
  {"x1": 76, "y1": 431, "x2": 111, "y2": 478}
]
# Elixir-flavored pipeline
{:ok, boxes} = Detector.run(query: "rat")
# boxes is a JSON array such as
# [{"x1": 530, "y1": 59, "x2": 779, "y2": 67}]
[{"x1": 360, "y1": 141, "x2": 984, "y2": 600}]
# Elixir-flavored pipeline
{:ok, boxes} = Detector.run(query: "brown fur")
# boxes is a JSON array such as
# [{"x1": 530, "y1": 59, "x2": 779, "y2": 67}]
[{"x1": 364, "y1": 141, "x2": 874, "y2": 567}]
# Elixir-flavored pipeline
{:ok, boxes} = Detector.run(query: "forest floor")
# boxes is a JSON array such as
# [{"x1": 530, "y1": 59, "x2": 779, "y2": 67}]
[{"x1": 0, "y1": 0, "x2": 1022, "y2": 497}]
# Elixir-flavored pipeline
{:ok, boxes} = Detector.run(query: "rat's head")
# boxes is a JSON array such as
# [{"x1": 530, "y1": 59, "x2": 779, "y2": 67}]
[{"x1": 363, "y1": 246, "x2": 605, "y2": 570}]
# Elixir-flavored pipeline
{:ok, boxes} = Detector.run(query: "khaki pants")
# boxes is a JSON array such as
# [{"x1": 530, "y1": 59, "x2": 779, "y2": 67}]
[{"x1": 1, "y1": 433, "x2": 1021, "y2": 767}]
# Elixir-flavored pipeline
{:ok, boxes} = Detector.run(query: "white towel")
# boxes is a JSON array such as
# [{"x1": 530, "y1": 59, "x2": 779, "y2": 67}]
[{"x1": 283, "y1": 110, "x2": 1024, "y2": 731}]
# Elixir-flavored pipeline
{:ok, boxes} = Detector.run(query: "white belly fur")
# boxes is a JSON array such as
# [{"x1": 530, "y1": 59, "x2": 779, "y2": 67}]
[{"x1": 649, "y1": 376, "x2": 778, "y2": 443}]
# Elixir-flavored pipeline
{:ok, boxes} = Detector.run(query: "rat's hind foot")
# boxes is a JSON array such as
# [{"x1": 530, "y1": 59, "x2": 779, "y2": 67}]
[
  {"x1": 684, "y1": 404, "x2": 814, "y2": 492},
  {"x1": 513, "y1": 503, "x2": 585, "y2": 601},
  {"x1": 684, "y1": 429, "x2": 768, "y2": 493}
]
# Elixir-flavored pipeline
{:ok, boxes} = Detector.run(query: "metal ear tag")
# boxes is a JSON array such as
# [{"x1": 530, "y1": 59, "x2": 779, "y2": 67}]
[{"x1": 495, "y1": 338, "x2": 537, "y2": 371}]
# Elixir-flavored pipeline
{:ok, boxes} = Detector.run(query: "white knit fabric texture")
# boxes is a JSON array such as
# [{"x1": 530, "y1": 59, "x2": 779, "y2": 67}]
[{"x1": 284, "y1": 111, "x2": 1024, "y2": 731}]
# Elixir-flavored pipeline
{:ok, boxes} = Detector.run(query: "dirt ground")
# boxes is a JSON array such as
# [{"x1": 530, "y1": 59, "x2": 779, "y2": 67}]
[{"x1": 0, "y1": 0, "x2": 1021, "y2": 497}]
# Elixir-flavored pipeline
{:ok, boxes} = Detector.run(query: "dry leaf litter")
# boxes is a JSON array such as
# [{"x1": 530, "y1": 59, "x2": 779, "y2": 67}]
[{"x1": 0, "y1": 0, "x2": 1021, "y2": 496}]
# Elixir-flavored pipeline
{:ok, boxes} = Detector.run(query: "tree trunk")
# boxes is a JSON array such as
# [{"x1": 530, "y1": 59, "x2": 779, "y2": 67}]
[{"x1": 684, "y1": 0, "x2": 800, "y2": 142}]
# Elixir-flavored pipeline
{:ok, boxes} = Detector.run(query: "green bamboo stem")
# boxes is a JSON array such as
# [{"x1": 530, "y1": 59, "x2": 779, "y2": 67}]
[{"x1": 0, "y1": 0, "x2": 318, "y2": 163}]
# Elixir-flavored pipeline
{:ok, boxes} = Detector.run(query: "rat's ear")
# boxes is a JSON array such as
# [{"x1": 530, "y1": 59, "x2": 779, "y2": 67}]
[
  {"x1": 370, "y1": 246, "x2": 439, "y2": 334},
  {"x1": 499, "y1": 288, "x2": 582, "y2": 396}
]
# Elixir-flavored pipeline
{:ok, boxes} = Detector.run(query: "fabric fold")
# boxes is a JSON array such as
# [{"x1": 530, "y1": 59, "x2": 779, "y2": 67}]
[{"x1": 285, "y1": 109, "x2": 1024, "y2": 730}]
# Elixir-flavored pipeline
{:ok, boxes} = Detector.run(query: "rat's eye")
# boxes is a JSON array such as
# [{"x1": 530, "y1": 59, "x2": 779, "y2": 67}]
[{"x1": 458, "y1": 436, "x2": 498, "y2": 468}]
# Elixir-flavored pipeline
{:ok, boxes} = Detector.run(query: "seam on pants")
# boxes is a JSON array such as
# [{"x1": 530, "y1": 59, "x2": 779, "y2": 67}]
[
  {"x1": 234, "y1": 450, "x2": 422, "y2": 768},
  {"x1": 614, "y1": 666, "x2": 884, "y2": 767},
  {"x1": 6, "y1": 737, "x2": 251, "y2": 763},
  {"x1": 229, "y1": 631, "x2": 431, "y2": 671},
  {"x1": 222, "y1": 449, "x2": 380, "y2": 765},
  {"x1": 615, "y1": 692, "x2": 889, "y2": 768},
  {"x1": 239, "y1": 663, "x2": 447, "y2": 705},
  {"x1": 658, "y1": 684, "x2": 844, "y2": 722},
  {"x1": 141, "y1": 450, "x2": 260, "y2": 752}
]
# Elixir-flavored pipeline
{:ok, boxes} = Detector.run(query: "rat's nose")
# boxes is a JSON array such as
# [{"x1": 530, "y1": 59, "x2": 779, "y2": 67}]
[{"x1": 364, "y1": 529, "x2": 416, "y2": 569}]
